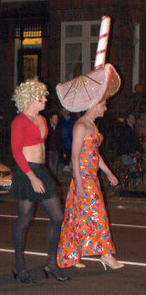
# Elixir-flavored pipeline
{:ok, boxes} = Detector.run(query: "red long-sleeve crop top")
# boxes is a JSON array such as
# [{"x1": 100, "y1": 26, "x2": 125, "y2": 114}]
[{"x1": 11, "y1": 112, "x2": 48, "y2": 174}]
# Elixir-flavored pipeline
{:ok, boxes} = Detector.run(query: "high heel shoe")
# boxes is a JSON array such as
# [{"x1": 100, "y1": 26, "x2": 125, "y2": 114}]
[
  {"x1": 12, "y1": 268, "x2": 35, "y2": 283},
  {"x1": 43, "y1": 265, "x2": 69, "y2": 282},
  {"x1": 100, "y1": 254, "x2": 124, "y2": 271}
]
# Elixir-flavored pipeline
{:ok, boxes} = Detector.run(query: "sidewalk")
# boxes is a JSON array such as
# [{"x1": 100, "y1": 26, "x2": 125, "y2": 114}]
[
  {"x1": 105, "y1": 194, "x2": 146, "y2": 212},
  {"x1": 57, "y1": 165, "x2": 146, "y2": 212},
  {"x1": 1, "y1": 165, "x2": 146, "y2": 213}
]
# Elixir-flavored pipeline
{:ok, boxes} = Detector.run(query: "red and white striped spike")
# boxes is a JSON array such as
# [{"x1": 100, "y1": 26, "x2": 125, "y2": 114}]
[{"x1": 94, "y1": 16, "x2": 111, "y2": 69}]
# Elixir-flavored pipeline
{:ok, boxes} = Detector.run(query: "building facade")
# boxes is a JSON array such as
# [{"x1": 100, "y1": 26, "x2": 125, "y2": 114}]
[{"x1": 0, "y1": 0, "x2": 146, "y2": 129}]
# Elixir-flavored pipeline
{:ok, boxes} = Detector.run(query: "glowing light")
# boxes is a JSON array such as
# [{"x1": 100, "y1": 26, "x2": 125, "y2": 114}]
[{"x1": 22, "y1": 31, "x2": 42, "y2": 45}]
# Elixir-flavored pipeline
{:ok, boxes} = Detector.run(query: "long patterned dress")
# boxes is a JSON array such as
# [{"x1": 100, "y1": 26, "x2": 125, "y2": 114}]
[{"x1": 57, "y1": 133, "x2": 116, "y2": 268}]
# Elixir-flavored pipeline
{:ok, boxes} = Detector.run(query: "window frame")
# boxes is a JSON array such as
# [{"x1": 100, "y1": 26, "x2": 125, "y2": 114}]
[{"x1": 60, "y1": 20, "x2": 100, "y2": 82}]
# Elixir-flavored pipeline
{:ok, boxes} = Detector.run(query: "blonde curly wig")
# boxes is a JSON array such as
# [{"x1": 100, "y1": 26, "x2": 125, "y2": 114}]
[{"x1": 12, "y1": 77, "x2": 49, "y2": 113}]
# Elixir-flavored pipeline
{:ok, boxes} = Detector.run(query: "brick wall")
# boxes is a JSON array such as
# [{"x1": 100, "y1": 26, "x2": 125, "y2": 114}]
[{"x1": 0, "y1": 0, "x2": 145, "y2": 116}]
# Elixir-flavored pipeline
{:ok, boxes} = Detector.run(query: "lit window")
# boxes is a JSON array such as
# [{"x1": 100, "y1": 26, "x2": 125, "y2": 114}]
[{"x1": 23, "y1": 31, "x2": 42, "y2": 45}]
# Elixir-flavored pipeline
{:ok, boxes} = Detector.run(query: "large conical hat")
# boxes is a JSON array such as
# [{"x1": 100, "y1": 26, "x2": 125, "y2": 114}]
[{"x1": 56, "y1": 63, "x2": 121, "y2": 112}]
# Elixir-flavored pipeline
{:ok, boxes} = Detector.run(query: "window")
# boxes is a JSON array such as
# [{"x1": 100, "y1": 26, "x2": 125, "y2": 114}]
[{"x1": 61, "y1": 21, "x2": 100, "y2": 82}]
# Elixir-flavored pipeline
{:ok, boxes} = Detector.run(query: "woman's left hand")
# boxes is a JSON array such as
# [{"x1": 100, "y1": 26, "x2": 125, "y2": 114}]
[{"x1": 107, "y1": 173, "x2": 118, "y2": 186}]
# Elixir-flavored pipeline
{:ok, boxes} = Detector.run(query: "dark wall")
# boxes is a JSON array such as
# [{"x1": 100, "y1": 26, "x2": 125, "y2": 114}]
[{"x1": 0, "y1": 0, "x2": 145, "y2": 117}]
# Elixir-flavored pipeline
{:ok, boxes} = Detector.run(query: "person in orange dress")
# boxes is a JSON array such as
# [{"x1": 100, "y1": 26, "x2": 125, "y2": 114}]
[{"x1": 56, "y1": 64, "x2": 125, "y2": 270}]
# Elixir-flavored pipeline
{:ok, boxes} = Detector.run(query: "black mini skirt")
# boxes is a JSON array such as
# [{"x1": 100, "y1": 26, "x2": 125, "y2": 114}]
[{"x1": 10, "y1": 162, "x2": 59, "y2": 202}]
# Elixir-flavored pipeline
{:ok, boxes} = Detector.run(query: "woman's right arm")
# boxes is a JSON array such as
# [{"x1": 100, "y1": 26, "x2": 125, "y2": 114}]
[
  {"x1": 71, "y1": 123, "x2": 86, "y2": 198},
  {"x1": 11, "y1": 117, "x2": 32, "y2": 174}
]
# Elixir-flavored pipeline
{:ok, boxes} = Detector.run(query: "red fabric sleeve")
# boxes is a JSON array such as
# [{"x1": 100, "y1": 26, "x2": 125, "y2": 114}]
[{"x1": 11, "y1": 116, "x2": 32, "y2": 174}]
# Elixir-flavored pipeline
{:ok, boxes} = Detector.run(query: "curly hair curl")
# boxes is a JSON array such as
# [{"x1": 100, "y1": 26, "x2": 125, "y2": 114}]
[{"x1": 12, "y1": 77, "x2": 49, "y2": 113}]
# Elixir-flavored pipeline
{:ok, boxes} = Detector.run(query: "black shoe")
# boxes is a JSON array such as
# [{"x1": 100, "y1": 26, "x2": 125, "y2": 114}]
[
  {"x1": 12, "y1": 269, "x2": 35, "y2": 283},
  {"x1": 43, "y1": 264, "x2": 69, "y2": 282}
]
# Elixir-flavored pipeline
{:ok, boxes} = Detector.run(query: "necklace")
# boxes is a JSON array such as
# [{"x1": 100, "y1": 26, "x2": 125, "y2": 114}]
[{"x1": 85, "y1": 114, "x2": 95, "y2": 123}]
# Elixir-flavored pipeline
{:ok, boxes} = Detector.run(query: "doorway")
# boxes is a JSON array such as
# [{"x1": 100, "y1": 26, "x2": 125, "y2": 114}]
[{"x1": 18, "y1": 48, "x2": 41, "y2": 84}]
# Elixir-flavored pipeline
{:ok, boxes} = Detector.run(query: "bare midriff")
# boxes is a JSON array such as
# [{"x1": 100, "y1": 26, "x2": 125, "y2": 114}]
[{"x1": 22, "y1": 143, "x2": 46, "y2": 164}]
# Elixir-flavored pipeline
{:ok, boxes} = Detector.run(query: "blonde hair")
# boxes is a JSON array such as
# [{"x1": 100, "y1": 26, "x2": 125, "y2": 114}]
[{"x1": 12, "y1": 77, "x2": 49, "y2": 113}]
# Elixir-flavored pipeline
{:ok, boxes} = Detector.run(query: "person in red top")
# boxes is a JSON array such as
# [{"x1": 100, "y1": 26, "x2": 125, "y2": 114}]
[{"x1": 11, "y1": 77, "x2": 68, "y2": 283}]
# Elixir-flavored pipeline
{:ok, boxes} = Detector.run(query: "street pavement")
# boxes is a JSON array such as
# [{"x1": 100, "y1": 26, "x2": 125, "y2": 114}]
[
  {"x1": 0, "y1": 168, "x2": 146, "y2": 295},
  {"x1": 57, "y1": 167, "x2": 146, "y2": 213}
]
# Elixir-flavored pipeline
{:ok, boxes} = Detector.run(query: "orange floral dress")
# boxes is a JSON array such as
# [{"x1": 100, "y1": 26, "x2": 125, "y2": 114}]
[{"x1": 57, "y1": 133, "x2": 116, "y2": 268}]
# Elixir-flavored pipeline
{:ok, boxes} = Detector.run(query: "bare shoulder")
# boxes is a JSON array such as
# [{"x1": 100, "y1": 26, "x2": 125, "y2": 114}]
[
  {"x1": 73, "y1": 117, "x2": 87, "y2": 134},
  {"x1": 73, "y1": 118, "x2": 86, "y2": 130}
]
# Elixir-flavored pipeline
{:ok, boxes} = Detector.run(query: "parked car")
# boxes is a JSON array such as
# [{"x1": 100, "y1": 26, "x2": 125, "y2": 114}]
[{"x1": 0, "y1": 163, "x2": 12, "y2": 194}]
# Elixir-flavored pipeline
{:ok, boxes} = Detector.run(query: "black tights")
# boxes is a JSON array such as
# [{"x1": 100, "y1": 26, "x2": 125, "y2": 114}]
[{"x1": 13, "y1": 197, "x2": 63, "y2": 271}]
